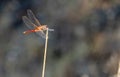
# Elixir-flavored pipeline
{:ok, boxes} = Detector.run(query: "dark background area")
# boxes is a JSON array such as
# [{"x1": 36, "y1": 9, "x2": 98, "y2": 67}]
[{"x1": 0, "y1": 0, "x2": 120, "y2": 77}]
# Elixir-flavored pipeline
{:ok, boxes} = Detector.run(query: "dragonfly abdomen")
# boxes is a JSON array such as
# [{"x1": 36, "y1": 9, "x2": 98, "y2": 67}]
[{"x1": 23, "y1": 30, "x2": 36, "y2": 34}]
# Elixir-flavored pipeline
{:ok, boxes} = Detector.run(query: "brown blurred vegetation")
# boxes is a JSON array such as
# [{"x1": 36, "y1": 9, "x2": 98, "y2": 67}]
[{"x1": 0, "y1": 0, "x2": 120, "y2": 77}]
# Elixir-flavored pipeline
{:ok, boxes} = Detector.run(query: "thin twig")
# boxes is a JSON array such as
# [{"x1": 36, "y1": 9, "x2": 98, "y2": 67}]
[
  {"x1": 117, "y1": 60, "x2": 120, "y2": 77},
  {"x1": 42, "y1": 28, "x2": 49, "y2": 77}
]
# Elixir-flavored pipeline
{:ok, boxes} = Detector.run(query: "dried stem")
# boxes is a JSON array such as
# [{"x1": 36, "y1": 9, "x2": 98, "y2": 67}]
[
  {"x1": 117, "y1": 60, "x2": 120, "y2": 77},
  {"x1": 42, "y1": 28, "x2": 49, "y2": 77}
]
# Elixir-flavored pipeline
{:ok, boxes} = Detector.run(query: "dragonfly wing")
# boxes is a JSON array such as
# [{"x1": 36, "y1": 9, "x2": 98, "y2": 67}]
[
  {"x1": 48, "y1": 28, "x2": 54, "y2": 31},
  {"x1": 22, "y1": 16, "x2": 37, "y2": 29},
  {"x1": 27, "y1": 9, "x2": 41, "y2": 26},
  {"x1": 36, "y1": 31, "x2": 46, "y2": 39}
]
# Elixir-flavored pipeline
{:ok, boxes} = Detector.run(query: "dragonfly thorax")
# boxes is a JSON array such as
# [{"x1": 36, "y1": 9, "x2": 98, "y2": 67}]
[
  {"x1": 41, "y1": 25, "x2": 47, "y2": 30},
  {"x1": 35, "y1": 25, "x2": 47, "y2": 31}
]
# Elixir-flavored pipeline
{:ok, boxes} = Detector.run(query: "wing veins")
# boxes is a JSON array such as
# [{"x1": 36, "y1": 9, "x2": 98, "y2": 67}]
[
  {"x1": 27, "y1": 9, "x2": 41, "y2": 26},
  {"x1": 22, "y1": 16, "x2": 37, "y2": 29}
]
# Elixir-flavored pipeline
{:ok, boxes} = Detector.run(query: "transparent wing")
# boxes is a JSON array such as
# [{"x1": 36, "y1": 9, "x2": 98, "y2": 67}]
[
  {"x1": 27, "y1": 9, "x2": 41, "y2": 26},
  {"x1": 22, "y1": 16, "x2": 37, "y2": 29},
  {"x1": 36, "y1": 31, "x2": 46, "y2": 39},
  {"x1": 48, "y1": 28, "x2": 54, "y2": 31}
]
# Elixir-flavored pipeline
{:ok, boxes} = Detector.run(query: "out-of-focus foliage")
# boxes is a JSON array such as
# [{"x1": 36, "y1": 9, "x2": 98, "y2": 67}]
[{"x1": 0, "y1": 0, "x2": 120, "y2": 77}]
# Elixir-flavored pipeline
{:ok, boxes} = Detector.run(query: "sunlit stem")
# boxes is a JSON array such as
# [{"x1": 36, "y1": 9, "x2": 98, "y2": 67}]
[
  {"x1": 117, "y1": 60, "x2": 120, "y2": 77},
  {"x1": 42, "y1": 28, "x2": 48, "y2": 77}
]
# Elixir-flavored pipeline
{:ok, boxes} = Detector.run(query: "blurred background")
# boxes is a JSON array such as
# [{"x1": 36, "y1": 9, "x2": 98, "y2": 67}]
[{"x1": 0, "y1": 0, "x2": 120, "y2": 77}]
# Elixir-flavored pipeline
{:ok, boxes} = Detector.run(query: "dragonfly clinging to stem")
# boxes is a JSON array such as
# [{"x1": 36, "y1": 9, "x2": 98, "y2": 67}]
[{"x1": 22, "y1": 9, "x2": 54, "y2": 38}]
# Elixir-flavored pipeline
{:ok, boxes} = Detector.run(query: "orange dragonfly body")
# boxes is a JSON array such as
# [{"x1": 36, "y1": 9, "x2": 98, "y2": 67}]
[
  {"x1": 22, "y1": 10, "x2": 54, "y2": 38},
  {"x1": 23, "y1": 25, "x2": 47, "y2": 34}
]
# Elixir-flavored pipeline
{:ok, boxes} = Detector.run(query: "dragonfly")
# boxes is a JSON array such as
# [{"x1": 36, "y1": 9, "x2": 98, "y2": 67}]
[{"x1": 22, "y1": 9, "x2": 54, "y2": 38}]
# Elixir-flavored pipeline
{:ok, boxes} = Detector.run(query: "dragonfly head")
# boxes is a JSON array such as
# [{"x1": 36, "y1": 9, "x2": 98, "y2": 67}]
[{"x1": 42, "y1": 25, "x2": 48, "y2": 30}]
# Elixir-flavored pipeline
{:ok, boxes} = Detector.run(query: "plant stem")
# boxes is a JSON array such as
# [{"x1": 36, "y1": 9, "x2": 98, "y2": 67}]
[
  {"x1": 117, "y1": 60, "x2": 120, "y2": 77},
  {"x1": 42, "y1": 28, "x2": 48, "y2": 77}
]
